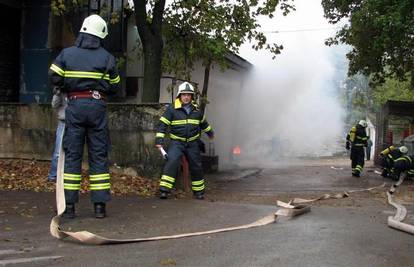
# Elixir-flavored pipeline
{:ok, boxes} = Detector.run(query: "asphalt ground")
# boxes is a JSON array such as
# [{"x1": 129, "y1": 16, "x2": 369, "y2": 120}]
[{"x1": 0, "y1": 157, "x2": 413, "y2": 266}]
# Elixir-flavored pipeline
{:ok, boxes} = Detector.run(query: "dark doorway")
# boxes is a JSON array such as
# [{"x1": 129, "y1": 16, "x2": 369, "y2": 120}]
[{"x1": 0, "y1": 3, "x2": 21, "y2": 102}]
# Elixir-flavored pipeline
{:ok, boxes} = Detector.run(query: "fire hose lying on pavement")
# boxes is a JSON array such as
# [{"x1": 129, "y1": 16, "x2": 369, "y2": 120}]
[
  {"x1": 50, "y1": 144, "x2": 278, "y2": 245},
  {"x1": 49, "y1": 145, "x2": 413, "y2": 245},
  {"x1": 386, "y1": 175, "x2": 414, "y2": 234}
]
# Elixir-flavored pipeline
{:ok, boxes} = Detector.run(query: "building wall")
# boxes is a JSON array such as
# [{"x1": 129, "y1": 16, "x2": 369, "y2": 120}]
[
  {"x1": 0, "y1": 103, "x2": 165, "y2": 178},
  {"x1": 189, "y1": 61, "x2": 248, "y2": 166}
]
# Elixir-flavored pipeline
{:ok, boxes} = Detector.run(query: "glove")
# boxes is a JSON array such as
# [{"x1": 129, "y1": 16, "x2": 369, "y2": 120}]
[
  {"x1": 198, "y1": 140, "x2": 206, "y2": 153},
  {"x1": 345, "y1": 141, "x2": 350, "y2": 150},
  {"x1": 158, "y1": 147, "x2": 168, "y2": 161}
]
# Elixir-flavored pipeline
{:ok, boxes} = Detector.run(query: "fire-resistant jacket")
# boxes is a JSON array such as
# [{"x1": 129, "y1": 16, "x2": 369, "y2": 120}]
[
  {"x1": 48, "y1": 33, "x2": 120, "y2": 94},
  {"x1": 393, "y1": 155, "x2": 414, "y2": 176},
  {"x1": 380, "y1": 146, "x2": 403, "y2": 161},
  {"x1": 346, "y1": 124, "x2": 368, "y2": 147},
  {"x1": 155, "y1": 99, "x2": 214, "y2": 145}
]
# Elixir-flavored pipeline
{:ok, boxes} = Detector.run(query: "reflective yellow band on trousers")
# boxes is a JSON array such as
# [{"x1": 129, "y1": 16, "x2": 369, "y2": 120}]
[
  {"x1": 192, "y1": 180, "x2": 204, "y2": 186},
  {"x1": 192, "y1": 185, "x2": 205, "y2": 191},
  {"x1": 161, "y1": 175, "x2": 175, "y2": 183},
  {"x1": 160, "y1": 181, "x2": 173, "y2": 188}
]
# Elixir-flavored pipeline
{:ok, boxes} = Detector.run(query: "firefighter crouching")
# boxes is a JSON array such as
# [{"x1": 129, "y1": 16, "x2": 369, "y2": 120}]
[
  {"x1": 48, "y1": 14, "x2": 120, "y2": 218},
  {"x1": 390, "y1": 154, "x2": 414, "y2": 181},
  {"x1": 155, "y1": 82, "x2": 214, "y2": 200},
  {"x1": 379, "y1": 145, "x2": 408, "y2": 179},
  {"x1": 346, "y1": 120, "x2": 368, "y2": 177}
]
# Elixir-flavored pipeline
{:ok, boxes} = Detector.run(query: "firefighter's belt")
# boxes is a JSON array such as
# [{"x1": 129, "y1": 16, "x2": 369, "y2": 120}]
[{"x1": 68, "y1": 90, "x2": 106, "y2": 100}]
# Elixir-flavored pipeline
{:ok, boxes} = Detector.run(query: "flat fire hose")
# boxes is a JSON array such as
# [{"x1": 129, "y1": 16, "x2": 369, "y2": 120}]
[
  {"x1": 275, "y1": 183, "x2": 386, "y2": 217},
  {"x1": 49, "y1": 137, "x2": 277, "y2": 245},
  {"x1": 386, "y1": 175, "x2": 414, "y2": 234}
]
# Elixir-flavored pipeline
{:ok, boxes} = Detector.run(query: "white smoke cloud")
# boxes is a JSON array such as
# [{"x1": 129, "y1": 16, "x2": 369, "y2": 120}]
[{"x1": 233, "y1": 0, "x2": 348, "y2": 161}]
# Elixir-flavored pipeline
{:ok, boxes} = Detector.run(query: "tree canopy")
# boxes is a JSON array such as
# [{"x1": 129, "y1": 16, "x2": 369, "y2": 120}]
[
  {"x1": 322, "y1": 0, "x2": 414, "y2": 88},
  {"x1": 134, "y1": 0, "x2": 296, "y2": 102}
]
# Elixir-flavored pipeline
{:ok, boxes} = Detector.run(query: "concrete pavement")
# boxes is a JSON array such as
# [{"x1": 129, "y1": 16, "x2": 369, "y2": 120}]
[{"x1": 0, "y1": 157, "x2": 413, "y2": 266}]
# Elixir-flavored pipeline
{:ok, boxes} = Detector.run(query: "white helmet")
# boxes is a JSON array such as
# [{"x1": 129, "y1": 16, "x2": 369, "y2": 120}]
[
  {"x1": 79, "y1": 14, "x2": 108, "y2": 39},
  {"x1": 358, "y1": 120, "x2": 368, "y2": 128},
  {"x1": 176, "y1": 82, "x2": 195, "y2": 97},
  {"x1": 399, "y1": 146, "x2": 408, "y2": 154}
]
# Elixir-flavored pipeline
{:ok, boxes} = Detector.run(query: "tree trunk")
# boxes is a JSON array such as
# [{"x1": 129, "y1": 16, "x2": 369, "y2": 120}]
[
  {"x1": 142, "y1": 37, "x2": 163, "y2": 102},
  {"x1": 200, "y1": 60, "x2": 211, "y2": 114},
  {"x1": 133, "y1": 0, "x2": 166, "y2": 103}
]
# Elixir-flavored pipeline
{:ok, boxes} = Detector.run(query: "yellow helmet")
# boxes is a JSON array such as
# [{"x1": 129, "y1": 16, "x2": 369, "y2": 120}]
[{"x1": 80, "y1": 14, "x2": 108, "y2": 39}]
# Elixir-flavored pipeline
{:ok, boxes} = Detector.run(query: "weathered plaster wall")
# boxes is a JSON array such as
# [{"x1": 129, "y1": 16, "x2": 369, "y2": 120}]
[{"x1": 0, "y1": 103, "x2": 166, "y2": 178}]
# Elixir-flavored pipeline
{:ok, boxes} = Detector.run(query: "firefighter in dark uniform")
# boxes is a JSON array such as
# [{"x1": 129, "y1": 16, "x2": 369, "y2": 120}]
[
  {"x1": 155, "y1": 82, "x2": 214, "y2": 200},
  {"x1": 379, "y1": 145, "x2": 408, "y2": 178},
  {"x1": 390, "y1": 154, "x2": 414, "y2": 181},
  {"x1": 346, "y1": 120, "x2": 368, "y2": 177},
  {"x1": 49, "y1": 14, "x2": 120, "y2": 218}
]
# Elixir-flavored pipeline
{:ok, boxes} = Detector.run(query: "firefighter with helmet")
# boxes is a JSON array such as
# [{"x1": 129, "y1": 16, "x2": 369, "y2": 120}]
[
  {"x1": 155, "y1": 82, "x2": 214, "y2": 200},
  {"x1": 379, "y1": 145, "x2": 408, "y2": 179},
  {"x1": 390, "y1": 154, "x2": 414, "y2": 181},
  {"x1": 346, "y1": 120, "x2": 368, "y2": 177},
  {"x1": 48, "y1": 14, "x2": 120, "y2": 218}
]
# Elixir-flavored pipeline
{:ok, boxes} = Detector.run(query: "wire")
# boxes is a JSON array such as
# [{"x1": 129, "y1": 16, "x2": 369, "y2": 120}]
[{"x1": 263, "y1": 26, "x2": 341, "y2": 33}]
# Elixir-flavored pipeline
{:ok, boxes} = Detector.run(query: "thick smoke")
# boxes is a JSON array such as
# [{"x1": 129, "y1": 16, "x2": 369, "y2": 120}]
[{"x1": 222, "y1": 0, "x2": 348, "y2": 164}]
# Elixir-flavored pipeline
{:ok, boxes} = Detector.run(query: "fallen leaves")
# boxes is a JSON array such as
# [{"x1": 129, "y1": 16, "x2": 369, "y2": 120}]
[{"x1": 0, "y1": 159, "x2": 159, "y2": 197}]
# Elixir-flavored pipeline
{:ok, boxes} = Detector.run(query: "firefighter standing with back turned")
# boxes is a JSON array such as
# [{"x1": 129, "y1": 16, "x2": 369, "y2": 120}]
[
  {"x1": 49, "y1": 14, "x2": 120, "y2": 218},
  {"x1": 346, "y1": 120, "x2": 368, "y2": 177},
  {"x1": 155, "y1": 82, "x2": 214, "y2": 200}
]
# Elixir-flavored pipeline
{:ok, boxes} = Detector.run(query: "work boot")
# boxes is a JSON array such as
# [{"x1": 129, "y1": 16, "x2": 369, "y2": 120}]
[
  {"x1": 94, "y1": 203, "x2": 106, "y2": 219},
  {"x1": 62, "y1": 203, "x2": 75, "y2": 219},
  {"x1": 194, "y1": 192, "x2": 204, "y2": 200},
  {"x1": 352, "y1": 172, "x2": 360, "y2": 177},
  {"x1": 159, "y1": 191, "x2": 168, "y2": 199}
]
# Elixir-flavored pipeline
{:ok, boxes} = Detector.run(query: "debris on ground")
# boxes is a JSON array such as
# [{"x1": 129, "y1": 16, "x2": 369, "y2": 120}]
[{"x1": 0, "y1": 159, "x2": 187, "y2": 198}]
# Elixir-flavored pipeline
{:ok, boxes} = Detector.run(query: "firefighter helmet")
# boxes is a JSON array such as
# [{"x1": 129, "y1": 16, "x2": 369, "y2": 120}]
[
  {"x1": 176, "y1": 82, "x2": 195, "y2": 97},
  {"x1": 399, "y1": 146, "x2": 408, "y2": 154},
  {"x1": 79, "y1": 14, "x2": 108, "y2": 39},
  {"x1": 358, "y1": 120, "x2": 368, "y2": 128}
]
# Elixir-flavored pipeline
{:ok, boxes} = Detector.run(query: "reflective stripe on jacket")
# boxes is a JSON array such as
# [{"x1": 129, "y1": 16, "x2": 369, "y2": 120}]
[
  {"x1": 48, "y1": 33, "x2": 120, "y2": 94},
  {"x1": 346, "y1": 124, "x2": 367, "y2": 147},
  {"x1": 155, "y1": 99, "x2": 213, "y2": 145}
]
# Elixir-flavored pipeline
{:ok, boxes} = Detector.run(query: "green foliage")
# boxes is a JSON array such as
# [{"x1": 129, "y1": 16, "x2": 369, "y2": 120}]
[
  {"x1": 147, "y1": 0, "x2": 296, "y2": 80},
  {"x1": 51, "y1": 0, "x2": 84, "y2": 16},
  {"x1": 372, "y1": 77, "x2": 414, "y2": 106},
  {"x1": 322, "y1": 0, "x2": 414, "y2": 87},
  {"x1": 340, "y1": 74, "x2": 373, "y2": 124},
  {"x1": 341, "y1": 74, "x2": 414, "y2": 126}
]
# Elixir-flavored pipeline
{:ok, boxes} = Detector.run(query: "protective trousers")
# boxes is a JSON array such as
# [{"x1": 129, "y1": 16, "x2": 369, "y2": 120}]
[
  {"x1": 159, "y1": 140, "x2": 205, "y2": 194},
  {"x1": 351, "y1": 146, "x2": 365, "y2": 175},
  {"x1": 380, "y1": 157, "x2": 394, "y2": 177},
  {"x1": 63, "y1": 98, "x2": 111, "y2": 204}
]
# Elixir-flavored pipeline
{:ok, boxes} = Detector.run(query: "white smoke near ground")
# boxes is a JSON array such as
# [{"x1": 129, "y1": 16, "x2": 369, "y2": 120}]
[{"x1": 232, "y1": 0, "x2": 348, "y2": 162}]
